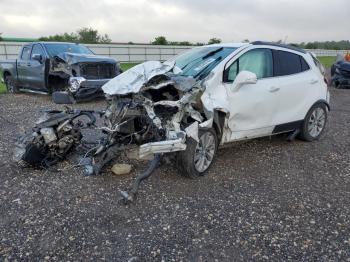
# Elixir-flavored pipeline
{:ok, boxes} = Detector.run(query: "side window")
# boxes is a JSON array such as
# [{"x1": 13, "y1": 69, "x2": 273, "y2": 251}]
[
  {"x1": 225, "y1": 48, "x2": 273, "y2": 82},
  {"x1": 311, "y1": 56, "x2": 324, "y2": 75},
  {"x1": 21, "y1": 46, "x2": 31, "y2": 60},
  {"x1": 227, "y1": 61, "x2": 238, "y2": 81},
  {"x1": 274, "y1": 50, "x2": 310, "y2": 76},
  {"x1": 300, "y1": 57, "x2": 310, "y2": 71},
  {"x1": 31, "y1": 44, "x2": 45, "y2": 60}
]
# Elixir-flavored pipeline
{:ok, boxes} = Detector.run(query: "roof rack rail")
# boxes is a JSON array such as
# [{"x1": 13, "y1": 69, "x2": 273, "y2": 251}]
[{"x1": 251, "y1": 41, "x2": 306, "y2": 54}]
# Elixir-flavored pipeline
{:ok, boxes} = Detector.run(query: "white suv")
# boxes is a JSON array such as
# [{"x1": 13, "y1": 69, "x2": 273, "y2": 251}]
[
  {"x1": 13, "y1": 42, "x2": 330, "y2": 187},
  {"x1": 103, "y1": 41, "x2": 330, "y2": 177}
]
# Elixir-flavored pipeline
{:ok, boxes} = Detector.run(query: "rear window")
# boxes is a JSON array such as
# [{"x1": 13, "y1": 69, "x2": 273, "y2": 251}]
[{"x1": 274, "y1": 50, "x2": 310, "y2": 76}]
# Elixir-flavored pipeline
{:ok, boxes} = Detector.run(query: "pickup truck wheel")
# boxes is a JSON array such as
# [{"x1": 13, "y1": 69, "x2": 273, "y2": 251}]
[
  {"x1": 4, "y1": 74, "x2": 19, "y2": 93},
  {"x1": 177, "y1": 128, "x2": 218, "y2": 178}
]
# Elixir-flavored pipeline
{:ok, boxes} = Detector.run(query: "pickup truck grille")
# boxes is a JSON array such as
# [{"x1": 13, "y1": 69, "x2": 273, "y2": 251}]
[{"x1": 80, "y1": 63, "x2": 116, "y2": 80}]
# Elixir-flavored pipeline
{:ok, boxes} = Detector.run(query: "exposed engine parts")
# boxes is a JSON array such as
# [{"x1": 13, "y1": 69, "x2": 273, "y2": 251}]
[
  {"x1": 14, "y1": 109, "x2": 97, "y2": 167},
  {"x1": 14, "y1": 60, "x2": 222, "y2": 203}
]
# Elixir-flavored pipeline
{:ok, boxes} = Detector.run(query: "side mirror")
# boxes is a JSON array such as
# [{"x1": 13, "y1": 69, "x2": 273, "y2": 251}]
[
  {"x1": 231, "y1": 71, "x2": 257, "y2": 92},
  {"x1": 32, "y1": 54, "x2": 43, "y2": 63}
]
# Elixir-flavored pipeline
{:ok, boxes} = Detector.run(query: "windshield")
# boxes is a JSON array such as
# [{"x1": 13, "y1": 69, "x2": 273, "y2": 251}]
[
  {"x1": 168, "y1": 46, "x2": 237, "y2": 78},
  {"x1": 44, "y1": 43, "x2": 93, "y2": 57}
]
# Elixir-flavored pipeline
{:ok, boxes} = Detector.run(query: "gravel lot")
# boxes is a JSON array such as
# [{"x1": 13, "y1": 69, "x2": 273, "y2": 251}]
[{"x1": 0, "y1": 89, "x2": 349, "y2": 261}]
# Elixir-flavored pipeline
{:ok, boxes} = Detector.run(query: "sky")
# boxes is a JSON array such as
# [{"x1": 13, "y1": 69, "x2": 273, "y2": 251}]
[{"x1": 0, "y1": 0, "x2": 348, "y2": 43}]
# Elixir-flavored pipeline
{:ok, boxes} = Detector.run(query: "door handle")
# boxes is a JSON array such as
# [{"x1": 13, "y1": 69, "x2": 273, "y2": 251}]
[
  {"x1": 309, "y1": 79, "x2": 318, "y2": 84},
  {"x1": 269, "y1": 86, "x2": 280, "y2": 93}
]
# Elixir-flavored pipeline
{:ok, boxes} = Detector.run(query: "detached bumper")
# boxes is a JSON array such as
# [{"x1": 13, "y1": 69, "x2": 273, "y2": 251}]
[
  {"x1": 73, "y1": 78, "x2": 110, "y2": 101},
  {"x1": 52, "y1": 78, "x2": 111, "y2": 104}
]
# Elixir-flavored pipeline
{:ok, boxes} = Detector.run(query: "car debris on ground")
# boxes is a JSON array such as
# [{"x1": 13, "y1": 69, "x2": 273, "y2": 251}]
[{"x1": 13, "y1": 59, "x2": 213, "y2": 203}]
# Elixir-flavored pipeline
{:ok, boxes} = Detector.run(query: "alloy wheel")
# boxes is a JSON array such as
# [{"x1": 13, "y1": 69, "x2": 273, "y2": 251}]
[
  {"x1": 308, "y1": 107, "x2": 326, "y2": 138},
  {"x1": 194, "y1": 132, "x2": 216, "y2": 173}
]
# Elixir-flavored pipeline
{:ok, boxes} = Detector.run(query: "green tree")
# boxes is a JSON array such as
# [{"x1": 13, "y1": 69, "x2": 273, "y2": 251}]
[
  {"x1": 77, "y1": 27, "x2": 111, "y2": 43},
  {"x1": 0, "y1": 33, "x2": 2, "y2": 41},
  {"x1": 39, "y1": 28, "x2": 111, "y2": 44},
  {"x1": 152, "y1": 36, "x2": 168, "y2": 45},
  {"x1": 305, "y1": 42, "x2": 317, "y2": 49},
  {"x1": 208, "y1": 38, "x2": 221, "y2": 44},
  {"x1": 39, "y1": 32, "x2": 78, "y2": 42}
]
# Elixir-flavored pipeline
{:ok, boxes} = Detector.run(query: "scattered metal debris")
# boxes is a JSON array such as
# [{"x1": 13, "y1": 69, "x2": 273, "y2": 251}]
[{"x1": 14, "y1": 56, "x2": 227, "y2": 202}]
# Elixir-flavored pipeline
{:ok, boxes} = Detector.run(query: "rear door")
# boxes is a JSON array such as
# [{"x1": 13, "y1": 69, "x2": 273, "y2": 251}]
[
  {"x1": 272, "y1": 49, "x2": 319, "y2": 126},
  {"x1": 27, "y1": 44, "x2": 46, "y2": 90},
  {"x1": 17, "y1": 45, "x2": 32, "y2": 87}
]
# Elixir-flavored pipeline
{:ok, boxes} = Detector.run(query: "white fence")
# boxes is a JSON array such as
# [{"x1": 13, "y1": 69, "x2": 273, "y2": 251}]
[{"x1": 0, "y1": 41, "x2": 348, "y2": 62}]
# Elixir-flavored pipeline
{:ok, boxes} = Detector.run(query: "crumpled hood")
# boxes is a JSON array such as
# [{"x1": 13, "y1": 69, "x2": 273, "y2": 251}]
[
  {"x1": 102, "y1": 61, "x2": 179, "y2": 95},
  {"x1": 54, "y1": 52, "x2": 117, "y2": 65}
]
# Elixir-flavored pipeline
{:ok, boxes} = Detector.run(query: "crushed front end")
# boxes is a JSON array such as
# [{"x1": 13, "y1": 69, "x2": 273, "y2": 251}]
[
  {"x1": 47, "y1": 52, "x2": 122, "y2": 103},
  {"x1": 332, "y1": 60, "x2": 350, "y2": 89},
  {"x1": 14, "y1": 59, "x2": 216, "y2": 203}
]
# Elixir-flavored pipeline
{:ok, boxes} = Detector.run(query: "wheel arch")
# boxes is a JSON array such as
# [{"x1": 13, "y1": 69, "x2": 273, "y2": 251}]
[
  {"x1": 310, "y1": 99, "x2": 330, "y2": 113},
  {"x1": 303, "y1": 99, "x2": 330, "y2": 121},
  {"x1": 3, "y1": 70, "x2": 11, "y2": 79}
]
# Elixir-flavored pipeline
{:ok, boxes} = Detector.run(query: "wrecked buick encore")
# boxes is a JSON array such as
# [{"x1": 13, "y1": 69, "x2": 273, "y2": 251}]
[
  {"x1": 14, "y1": 42, "x2": 330, "y2": 202},
  {"x1": 0, "y1": 42, "x2": 121, "y2": 102}
]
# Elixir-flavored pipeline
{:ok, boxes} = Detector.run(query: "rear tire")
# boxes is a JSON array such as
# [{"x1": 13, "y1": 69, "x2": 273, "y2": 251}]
[
  {"x1": 299, "y1": 103, "x2": 327, "y2": 142},
  {"x1": 177, "y1": 128, "x2": 218, "y2": 178},
  {"x1": 4, "y1": 73, "x2": 19, "y2": 93}
]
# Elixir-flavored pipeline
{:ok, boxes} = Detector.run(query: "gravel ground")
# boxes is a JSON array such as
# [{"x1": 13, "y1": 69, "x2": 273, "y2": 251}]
[{"x1": 0, "y1": 90, "x2": 349, "y2": 261}]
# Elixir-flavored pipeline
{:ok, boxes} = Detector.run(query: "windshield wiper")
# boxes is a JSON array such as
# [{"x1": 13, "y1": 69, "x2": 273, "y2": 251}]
[
  {"x1": 180, "y1": 56, "x2": 202, "y2": 71},
  {"x1": 202, "y1": 47, "x2": 223, "y2": 59},
  {"x1": 180, "y1": 47, "x2": 224, "y2": 71},
  {"x1": 194, "y1": 56, "x2": 222, "y2": 80}
]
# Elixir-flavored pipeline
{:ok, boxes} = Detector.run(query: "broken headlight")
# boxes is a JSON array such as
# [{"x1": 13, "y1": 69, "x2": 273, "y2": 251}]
[{"x1": 68, "y1": 77, "x2": 86, "y2": 92}]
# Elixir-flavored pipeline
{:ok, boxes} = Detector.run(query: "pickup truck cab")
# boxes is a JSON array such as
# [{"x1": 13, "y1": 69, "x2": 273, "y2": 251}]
[{"x1": 0, "y1": 42, "x2": 121, "y2": 102}]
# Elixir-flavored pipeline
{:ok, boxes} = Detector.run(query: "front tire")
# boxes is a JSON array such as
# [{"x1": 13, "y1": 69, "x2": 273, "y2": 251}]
[
  {"x1": 4, "y1": 74, "x2": 19, "y2": 93},
  {"x1": 299, "y1": 103, "x2": 328, "y2": 141},
  {"x1": 177, "y1": 128, "x2": 218, "y2": 178}
]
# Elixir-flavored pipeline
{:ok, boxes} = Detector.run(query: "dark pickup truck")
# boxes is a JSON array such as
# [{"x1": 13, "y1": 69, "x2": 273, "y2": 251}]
[{"x1": 0, "y1": 42, "x2": 122, "y2": 103}]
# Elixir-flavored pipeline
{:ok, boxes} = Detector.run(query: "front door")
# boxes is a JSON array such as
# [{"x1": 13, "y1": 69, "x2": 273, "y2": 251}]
[
  {"x1": 27, "y1": 44, "x2": 46, "y2": 90},
  {"x1": 17, "y1": 45, "x2": 32, "y2": 88},
  {"x1": 223, "y1": 48, "x2": 280, "y2": 141}
]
